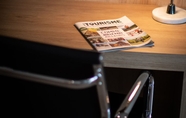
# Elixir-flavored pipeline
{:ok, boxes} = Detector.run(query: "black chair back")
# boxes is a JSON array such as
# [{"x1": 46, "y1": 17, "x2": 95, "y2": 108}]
[
  {"x1": 0, "y1": 36, "x2": 109, "y2": 118},
  {"x1": 0, "y1": 36, "x2": 154, "y2": 118}
]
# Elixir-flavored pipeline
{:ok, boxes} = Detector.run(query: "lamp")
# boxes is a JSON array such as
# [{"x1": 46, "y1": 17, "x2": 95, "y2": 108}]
[{"x1": 152, "y1": 0, "x2": 186, "y2": 24}]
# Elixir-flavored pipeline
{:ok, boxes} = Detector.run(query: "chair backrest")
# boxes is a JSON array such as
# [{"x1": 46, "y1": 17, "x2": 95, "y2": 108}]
[{"x1": 0, "y1": 36, "x2": 110, "y2": 118}]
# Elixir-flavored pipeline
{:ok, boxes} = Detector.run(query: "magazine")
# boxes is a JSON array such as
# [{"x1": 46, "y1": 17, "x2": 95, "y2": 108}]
[{"x1": 74, "y1": 16, "x2": 154, "y2": 52}]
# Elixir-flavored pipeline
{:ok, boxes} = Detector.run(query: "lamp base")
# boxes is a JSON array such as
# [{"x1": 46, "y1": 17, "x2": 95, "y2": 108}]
[{"x1": 152, "y1": 6, "x2": 186, "y2": 24}]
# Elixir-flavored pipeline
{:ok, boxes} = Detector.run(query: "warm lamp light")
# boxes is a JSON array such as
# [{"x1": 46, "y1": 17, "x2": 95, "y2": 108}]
[{"x1": 152, "y1": 0, "x2": 186, "y2": 24}]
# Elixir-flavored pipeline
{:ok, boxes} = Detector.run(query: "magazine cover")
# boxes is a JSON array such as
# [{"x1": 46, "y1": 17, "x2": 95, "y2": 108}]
[{"x1": 74, "y1": 16, "x2": 154, "y2": 52}]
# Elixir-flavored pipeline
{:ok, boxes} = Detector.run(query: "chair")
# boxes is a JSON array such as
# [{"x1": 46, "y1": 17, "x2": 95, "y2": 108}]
[{"x1": 0, "y1": 35, "x2": 154, "y2": 118}]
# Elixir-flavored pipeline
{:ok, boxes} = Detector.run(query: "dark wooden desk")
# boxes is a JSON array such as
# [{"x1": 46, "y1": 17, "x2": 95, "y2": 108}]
[{"x1": 0, "y1": 0, "x2": 186, "y2": 117}]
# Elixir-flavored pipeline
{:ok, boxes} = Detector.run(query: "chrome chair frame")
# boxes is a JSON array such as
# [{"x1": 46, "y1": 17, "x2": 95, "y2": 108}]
[
  {"x1": 0, "y1": 67, "x2": 154, "y2": 118},
  {"x1": 115, "y1": 71, "x2": 154, "y2": 118},
  {"x1": 0, "y1": 64, "x2": 110, "y2": 118},
  {"x1": 0, "y1": 35, "x2": 154, "y2": 118}
]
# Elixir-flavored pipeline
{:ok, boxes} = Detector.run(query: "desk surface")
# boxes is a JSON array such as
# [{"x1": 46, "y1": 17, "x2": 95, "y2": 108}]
[
  {"x1": 0, "y1": 0, "x2": 186, "y2": 71},
  {"x1": 0, "y1": 0, "x2": 186, "y2": 117}
]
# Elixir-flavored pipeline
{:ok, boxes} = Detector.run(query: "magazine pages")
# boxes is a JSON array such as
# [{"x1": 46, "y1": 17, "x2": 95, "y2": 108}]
[{"x1": 74, "y1": 16, "x2": 154, "y2": 52}]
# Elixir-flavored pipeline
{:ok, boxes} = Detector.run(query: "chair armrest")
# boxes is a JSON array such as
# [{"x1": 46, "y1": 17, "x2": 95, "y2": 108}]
[{"x1": 115, "y1": 71, "x2": 154, "y2": 118}]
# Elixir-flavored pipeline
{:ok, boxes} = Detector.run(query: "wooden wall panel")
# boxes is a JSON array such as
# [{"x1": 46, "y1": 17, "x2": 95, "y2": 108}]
[{"x1": 76, "y1": 0, "x2": 186, "y2": 9}]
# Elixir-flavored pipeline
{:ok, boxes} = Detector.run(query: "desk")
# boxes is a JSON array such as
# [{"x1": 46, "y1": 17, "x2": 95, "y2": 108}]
[{"x1": 0, "y1": 0, "x2": 186, "y2": 117}]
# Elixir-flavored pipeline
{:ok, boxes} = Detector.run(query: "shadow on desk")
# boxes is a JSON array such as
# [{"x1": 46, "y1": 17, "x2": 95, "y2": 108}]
[{"x1": 105, "y1": 67, "x2": 183, "y2": 118}]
